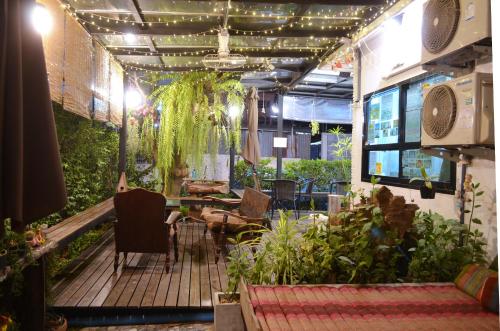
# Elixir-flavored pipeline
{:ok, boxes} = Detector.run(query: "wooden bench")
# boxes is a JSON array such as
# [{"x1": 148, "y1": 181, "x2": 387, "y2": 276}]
[{"x1": 44, "y1": 197, "x2": 115, "y2": 250}]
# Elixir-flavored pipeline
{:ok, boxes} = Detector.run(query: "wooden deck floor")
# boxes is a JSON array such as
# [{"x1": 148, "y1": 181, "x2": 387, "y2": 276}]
[{"x1": 51, "y1": 223, "x2": 228, "y2": 310}]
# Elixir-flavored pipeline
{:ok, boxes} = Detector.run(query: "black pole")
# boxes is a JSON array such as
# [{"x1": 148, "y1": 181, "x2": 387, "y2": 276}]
[
  {"x1": 276, "y1": 94, "x2": 284, "y2": 179},
  {"x1": 118, "y1": 76, "x2": 128, "y2": 177},
  {"x1": 229, "y1": 143, "x2": 235, "y2": 189}
]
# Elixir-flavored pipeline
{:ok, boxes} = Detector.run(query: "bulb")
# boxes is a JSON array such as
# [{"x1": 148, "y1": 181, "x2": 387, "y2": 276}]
[
  {"x1": 125, "y1": 33, "x2": 136, "y2": 43},
  {"x1": 125, "y1": 89, "x2": 142, "y2": 109},
  {"x1": 228, "y1": 105, "x2": 240, "y2": 120},
  {"x1": 271, "y1": 105, "x2": 279, "y2": 114},
  {"x1": 31, "y1": 4, "x2": 53, "y2": 36}
]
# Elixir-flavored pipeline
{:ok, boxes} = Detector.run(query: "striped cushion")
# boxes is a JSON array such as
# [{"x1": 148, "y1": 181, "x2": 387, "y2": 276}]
[
  {"x1": 455, "y1": 264, "x2": 497, "y2": 300},
  {"x1": 480, "y1": 276, "x2": 499, "y2": 313}
]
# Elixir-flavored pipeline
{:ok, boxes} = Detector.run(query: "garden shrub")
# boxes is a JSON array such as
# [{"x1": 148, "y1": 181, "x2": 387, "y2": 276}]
[
  {"x1": 234, "y1": 158, "x2": 275, "y2": 190},
  {"x1": 283, "y1": 159, "x2": 351, "y2": 191}
]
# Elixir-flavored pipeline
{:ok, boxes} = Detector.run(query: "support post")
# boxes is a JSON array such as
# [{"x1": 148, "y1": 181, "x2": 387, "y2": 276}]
[
  {"x1": 19, "y1": 256, "x2": 46, "y2": 331},
  {"x1": 118, "y1": 76, "x2": 128, "y2": 177},
  {"x1": 276, "y1": 94, "x2": 284, "y2": 179},
  {"x1": 229, "y1": 143, "x2": 235, "y2": 189}
]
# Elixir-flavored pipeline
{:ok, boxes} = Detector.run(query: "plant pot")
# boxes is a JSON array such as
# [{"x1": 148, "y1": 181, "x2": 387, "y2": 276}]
[
  {"x1": 213, "y1": 292, "x2": 244, "y2": 331},
  {"x1": 419, "y1": 185, "x2": 435, "y2": 199}
]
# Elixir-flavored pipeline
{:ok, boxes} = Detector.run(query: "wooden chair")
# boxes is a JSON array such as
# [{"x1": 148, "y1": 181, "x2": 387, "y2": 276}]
[
  {"x1": 200, "y1": 187, "x2": 271, "y2": 261},
  {"x1": 113, "y1": 188, "x2": 172, "y2": 272}
]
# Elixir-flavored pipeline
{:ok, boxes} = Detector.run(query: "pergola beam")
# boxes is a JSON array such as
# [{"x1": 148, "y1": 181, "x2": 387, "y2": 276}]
[
  {"x1": 129, "y1": 0, "x2": 157, "y2": 53},
  {"x1": 110, "y1": 48, "x2": 322, "y2": 58},
  {"x1": 188, "y1": 0, "x2": 385, "y2": 4},
  {"x1": 84, "y1": 24, "x2": 354, "y2": 38}
]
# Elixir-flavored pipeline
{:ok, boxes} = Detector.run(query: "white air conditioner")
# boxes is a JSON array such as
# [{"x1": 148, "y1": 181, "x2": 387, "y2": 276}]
[
  {"x1": 421, "y1": 0, "x2": 491, "y2": 65},
  {"x1": 421, "y1": 72, "x2": 493, "y2": 147}
]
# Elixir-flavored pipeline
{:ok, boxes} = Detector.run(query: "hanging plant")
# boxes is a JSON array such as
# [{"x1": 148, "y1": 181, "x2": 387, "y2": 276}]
[
  {"x1": 310, "y1": 120, "x2": 320, "y2": 136},
  {"x1": 148, "y1": 72, "x2": 245, "y2": 194}
]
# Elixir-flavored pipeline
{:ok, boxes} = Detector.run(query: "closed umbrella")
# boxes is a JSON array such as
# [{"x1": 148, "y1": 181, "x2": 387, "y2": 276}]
[
  {"x1": 242, "y1": 87, "x2": 261, "y2": 190},
  {"x1": 0, "y1": 0, "x2": 67, "y2": 233}
]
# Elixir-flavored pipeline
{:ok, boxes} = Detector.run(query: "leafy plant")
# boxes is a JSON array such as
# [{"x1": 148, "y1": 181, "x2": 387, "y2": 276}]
[
  {"x1": 149, "y1": 72, "x2": 245, "y2": 194},
  {"x1": 409, "y1": 166, "x2": 433, "y2": 189},
  {"x1": 310, "y1": 120, "x2": 320, "y2": 136},
  {"x1": 249, "y1": 211, "x2": 303, "y2": 285},
  {"x1": 234, "y1": 158, "x2": 275, "y2": 190},
  {"x1": 283, "y1": 159, "x2": 351, "y2": 191},
  {"x1": 407, "y1": 209, "x2": 487, "y2": 282},
  {"x1": 300, "y1": 220, "x2": 335, "y2": 283},
  {"x1": 328, "y1": 126, "x2": 352, "y2": 182}
]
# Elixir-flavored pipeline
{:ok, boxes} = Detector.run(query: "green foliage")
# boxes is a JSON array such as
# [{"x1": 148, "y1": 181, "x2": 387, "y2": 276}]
[
  {"x1": 310, "y1": 120, "x2": 320, "y2": 136},
  {"x1": 234, "y1": 158, "x2": 275, "y2": 190},
  {"x1": 149, "y1": 72, "x2": 245, "y2": 192},
  {"x1": 328, "y1": 126, "x2": 352, "y2": 182},
  {"x1": 36, "y1": 106, "x2": 119, "y2": 226},
  {"x1": 283, "y1": 159, "x2": 351, "y2": 191},
  {"x1": 249, "y1": 211, "x2": 303, "y2": 285},
  {"x1": 300, "y1": 220, "x2": 335, "y2": 283},
  {"x1": 225, "y1": 232, "x2": 258, "y2": 301},
  {"x1": 408, "y1": 211, "x2": 481, "y2": 282},
  {"x1": 332, "y1": 205, "x2": 401, "y2": 283},
  {"x1": 409, "y1": 166, "x2": 433, "y2": 189}
]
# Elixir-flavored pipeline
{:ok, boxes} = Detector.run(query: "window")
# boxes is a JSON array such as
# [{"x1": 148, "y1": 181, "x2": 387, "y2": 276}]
[{"x1": 362, "y1": 75, "x2": 455, "y2": 193}]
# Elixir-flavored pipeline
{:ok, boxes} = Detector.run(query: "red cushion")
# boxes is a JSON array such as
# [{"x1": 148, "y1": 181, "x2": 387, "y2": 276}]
[{"x1": 479, "y1": 276, "x2": 499, "y2": 313}]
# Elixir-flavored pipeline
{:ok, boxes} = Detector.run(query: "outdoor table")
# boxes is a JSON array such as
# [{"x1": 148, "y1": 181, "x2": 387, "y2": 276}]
[{"x1": 182, "y1": 179, "x2": 229, "y2": 195}]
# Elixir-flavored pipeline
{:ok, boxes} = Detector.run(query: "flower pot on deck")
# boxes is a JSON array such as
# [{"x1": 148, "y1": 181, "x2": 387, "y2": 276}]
[
  {"x1": 419, "y1": 185, "x2": 435, "y2": 199},
  {"x1": 213, "y1": 292, "x2": 244, "y2": 331}
]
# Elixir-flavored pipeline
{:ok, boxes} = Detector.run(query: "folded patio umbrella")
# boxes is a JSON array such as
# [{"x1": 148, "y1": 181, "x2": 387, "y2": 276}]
[
  {"x1": 242, "y1": 87, "x2": 261, "y2": 191},
  {"x1": 0, "y1": 0, "x2": 67, "y2": 233}
]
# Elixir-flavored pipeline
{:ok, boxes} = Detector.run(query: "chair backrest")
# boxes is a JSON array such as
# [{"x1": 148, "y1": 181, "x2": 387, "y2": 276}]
[
  {"x1": 300, "y1": 178, "x2": 315, "y2": 195},
  {"x1": 239, "y1": 187, "x2": 271, "y2": 219},
  {"x1": 273, "y1": 179, "x2": 296, "y2": 201},
  {"x1": 114, "y1": 188, "x2": 168, "y2": 253}
]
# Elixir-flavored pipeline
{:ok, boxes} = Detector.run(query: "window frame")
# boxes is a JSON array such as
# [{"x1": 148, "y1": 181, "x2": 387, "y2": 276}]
[{"x1": 361, "y1": 79, "x2": 456, "y2": 194}]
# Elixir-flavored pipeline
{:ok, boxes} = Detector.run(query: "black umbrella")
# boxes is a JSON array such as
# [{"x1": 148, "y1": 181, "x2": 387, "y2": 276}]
[{"x1": 0, "y1": 0, "x2": 67, "y2": 233}]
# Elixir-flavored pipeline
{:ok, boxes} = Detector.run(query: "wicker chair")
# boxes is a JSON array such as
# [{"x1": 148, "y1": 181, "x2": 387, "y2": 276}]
[
  {"x1": 200, "y1": 187, "x2": 271, "y2": 262},
  {"x1": 113, "y1": 188, "x2": 172, "y2": 272},
  {"x1": 271, "y1": 179, "x2": 299, "y2": 219}
]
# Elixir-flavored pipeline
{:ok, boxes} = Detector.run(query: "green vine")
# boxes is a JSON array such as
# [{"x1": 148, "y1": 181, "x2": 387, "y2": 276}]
[{"x1": 148, "y1": 72, "x2": 245, "y2": 193}]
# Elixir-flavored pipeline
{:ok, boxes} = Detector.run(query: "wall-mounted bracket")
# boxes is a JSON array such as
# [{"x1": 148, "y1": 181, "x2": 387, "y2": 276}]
[{"x1": 420, "y1": 146, "x2": 495, "y2": 164}]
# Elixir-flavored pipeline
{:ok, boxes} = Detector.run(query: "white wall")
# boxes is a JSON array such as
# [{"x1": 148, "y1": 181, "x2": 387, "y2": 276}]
[{"x1": 351, "y1": 1, "x2": 497, "y2": 260}]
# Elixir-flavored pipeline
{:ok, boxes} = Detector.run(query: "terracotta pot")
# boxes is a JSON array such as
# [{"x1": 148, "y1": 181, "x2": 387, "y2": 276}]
[{"x1": 213, "y1": 292, "x2": 244, "y2": 331}]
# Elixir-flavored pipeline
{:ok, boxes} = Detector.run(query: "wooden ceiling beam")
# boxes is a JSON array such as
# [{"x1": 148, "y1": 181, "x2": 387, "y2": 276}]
[{"x1": 188, "y1": 0, "x2": 385, "y2": 5}]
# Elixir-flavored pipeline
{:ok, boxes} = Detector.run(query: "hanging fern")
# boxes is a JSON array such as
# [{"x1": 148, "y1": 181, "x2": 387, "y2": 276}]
[{"x1": 148, "y1": 72, "x2": 245, "y2": 193}]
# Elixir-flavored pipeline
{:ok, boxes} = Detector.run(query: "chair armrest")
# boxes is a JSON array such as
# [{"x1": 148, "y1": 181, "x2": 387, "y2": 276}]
[
  {"x1": 209, "y1": 209, "x2": 265, "y2": 223},
  {"x1": 203, "y1": 196, "x2": 242, "y2": 207}
]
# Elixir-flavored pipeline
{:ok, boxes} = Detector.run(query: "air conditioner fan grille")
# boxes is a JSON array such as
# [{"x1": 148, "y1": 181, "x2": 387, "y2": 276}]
[
  {"x1": 422, "y1": 0, "x2": 460, "y2": 54},
  {"x1": 422, "y1": 85, "x2": 457, "y2": 139}
]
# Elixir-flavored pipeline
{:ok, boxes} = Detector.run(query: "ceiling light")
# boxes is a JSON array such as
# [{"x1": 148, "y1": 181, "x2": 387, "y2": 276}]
[
  {"x1": 31, "y1": 4, "x2": 53, "y2": 36},
  {"x1": 228, "y1": 105, "x2": 240, "y2": 120},
  {"x1": 272, "y1": 105, "x2": 279, "y2": 114},
  {"x1": 125, "y1": 89, "x2": 142, "y2": 109},
  {"x1": 125, "y1": 33, "x2": 136, "y2": 43}
]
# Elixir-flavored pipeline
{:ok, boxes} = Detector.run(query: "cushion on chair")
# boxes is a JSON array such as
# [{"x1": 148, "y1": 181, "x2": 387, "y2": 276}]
[
  {"x1": 479, "y1": 276, "x2": 499, "y2": 313},
  {"x1": 455, "y1": 264, "x2": 498, "y2": 301},
  {"x1": 201, "y1": 207, "x2": 245, "y2": 233}
]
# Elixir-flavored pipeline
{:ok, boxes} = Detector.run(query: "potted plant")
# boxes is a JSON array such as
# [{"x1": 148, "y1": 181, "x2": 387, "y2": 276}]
[
  {"x1": 410, "y1": 167, "x2": 435, "y2": 199},
  {"x1": 213, "y1": 232, "x2": 254, "y2": 331}
]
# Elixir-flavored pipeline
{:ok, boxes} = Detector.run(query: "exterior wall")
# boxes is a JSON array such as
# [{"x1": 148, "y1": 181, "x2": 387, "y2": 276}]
[{"x1": 351, "y1": 1, "x2": 497, "y2": 260}]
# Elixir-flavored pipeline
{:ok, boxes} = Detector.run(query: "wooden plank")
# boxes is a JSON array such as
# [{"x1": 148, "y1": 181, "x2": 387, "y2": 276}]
[
  {"x1": 53, "y1": 245, "x2": 114, "y2": 306},
  {"x1": 199, "y1": 225, "x2": 212, "y2": 307},
  {"x1": 115, "y1": 253, "x2": 151, "y2": 307},
  {"x1": 189, "y1": 224, "x2": 201, "y2": 307},
  {"x1": 158, "y1": 224, "x2": 186, "y2": 307},
  {"x1": 206, "y1": 230, "x2": 222, "y2": 300},
  {"x1": 90, "y1": 252, "x2": 136, "y2": 307},
  {"x1": 76, "y1": 250, "x2": 124, "y2": 307},
  {"x1": 128, "y1": 254, "x2": 160, "y2": 307},
  {"x1": 101, "y1": 253, "x2": 142, "y2": 306},
  {"x1": 217, "y1": 248, "x2": 229, "y2": 293},
  {"x1": 140, "y1": 253, "x2": 167, "y2": 307},
  {"x1": 176, "y1": 224, "x2": 193, "y2": 307},
  {"x1": 63, "y1": 248, "x2": 117, "y2": 306},
  {"x1": 240, "y1": 280, "x2": 263, "y2": 331}
]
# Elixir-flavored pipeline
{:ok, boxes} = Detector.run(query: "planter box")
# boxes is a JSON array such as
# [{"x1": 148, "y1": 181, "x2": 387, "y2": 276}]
[{"x1": 213, "y1": 292, "x2": 244, "y2": 331}]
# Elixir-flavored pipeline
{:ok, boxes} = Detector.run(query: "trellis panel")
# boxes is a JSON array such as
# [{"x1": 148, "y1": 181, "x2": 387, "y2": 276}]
[
  {"x1": 93, "y1": 43, "x2": 111, "y2": 122},
  {"x1": 109, "y1": 59, "x2": 123, "y2": 126}
]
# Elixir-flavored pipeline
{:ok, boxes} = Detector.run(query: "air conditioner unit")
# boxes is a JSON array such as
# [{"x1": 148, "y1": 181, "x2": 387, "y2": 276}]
[
  {"x1": 421, "y1": 72, "x2": 493, "y2": 147},
  {"x1": 421, "y1": 0, "x2": 491, "y2": 66}
]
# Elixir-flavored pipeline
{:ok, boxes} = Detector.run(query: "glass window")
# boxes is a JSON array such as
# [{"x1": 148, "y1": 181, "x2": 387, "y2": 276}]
[
  {"x1": 367, "y1": 87, "x2": 400, "y2": 145},
  {"x1": 401, "y1": 149, "x2": 451, "y2": 182},
  {"x1": 405, "y1": 75, "x2": 450, "y2": 142},
  {"x1": 368, "y1": 150, "x2": 400, "y2": 177}
]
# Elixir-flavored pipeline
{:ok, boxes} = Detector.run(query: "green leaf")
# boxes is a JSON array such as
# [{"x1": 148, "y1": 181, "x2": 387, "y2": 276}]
[
  {"x1": 476, "y1": 191, "x2": 484, "y2": 196},
  {"x1": 472, "y1": 218, "x2": 482, "y2": 224}
]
